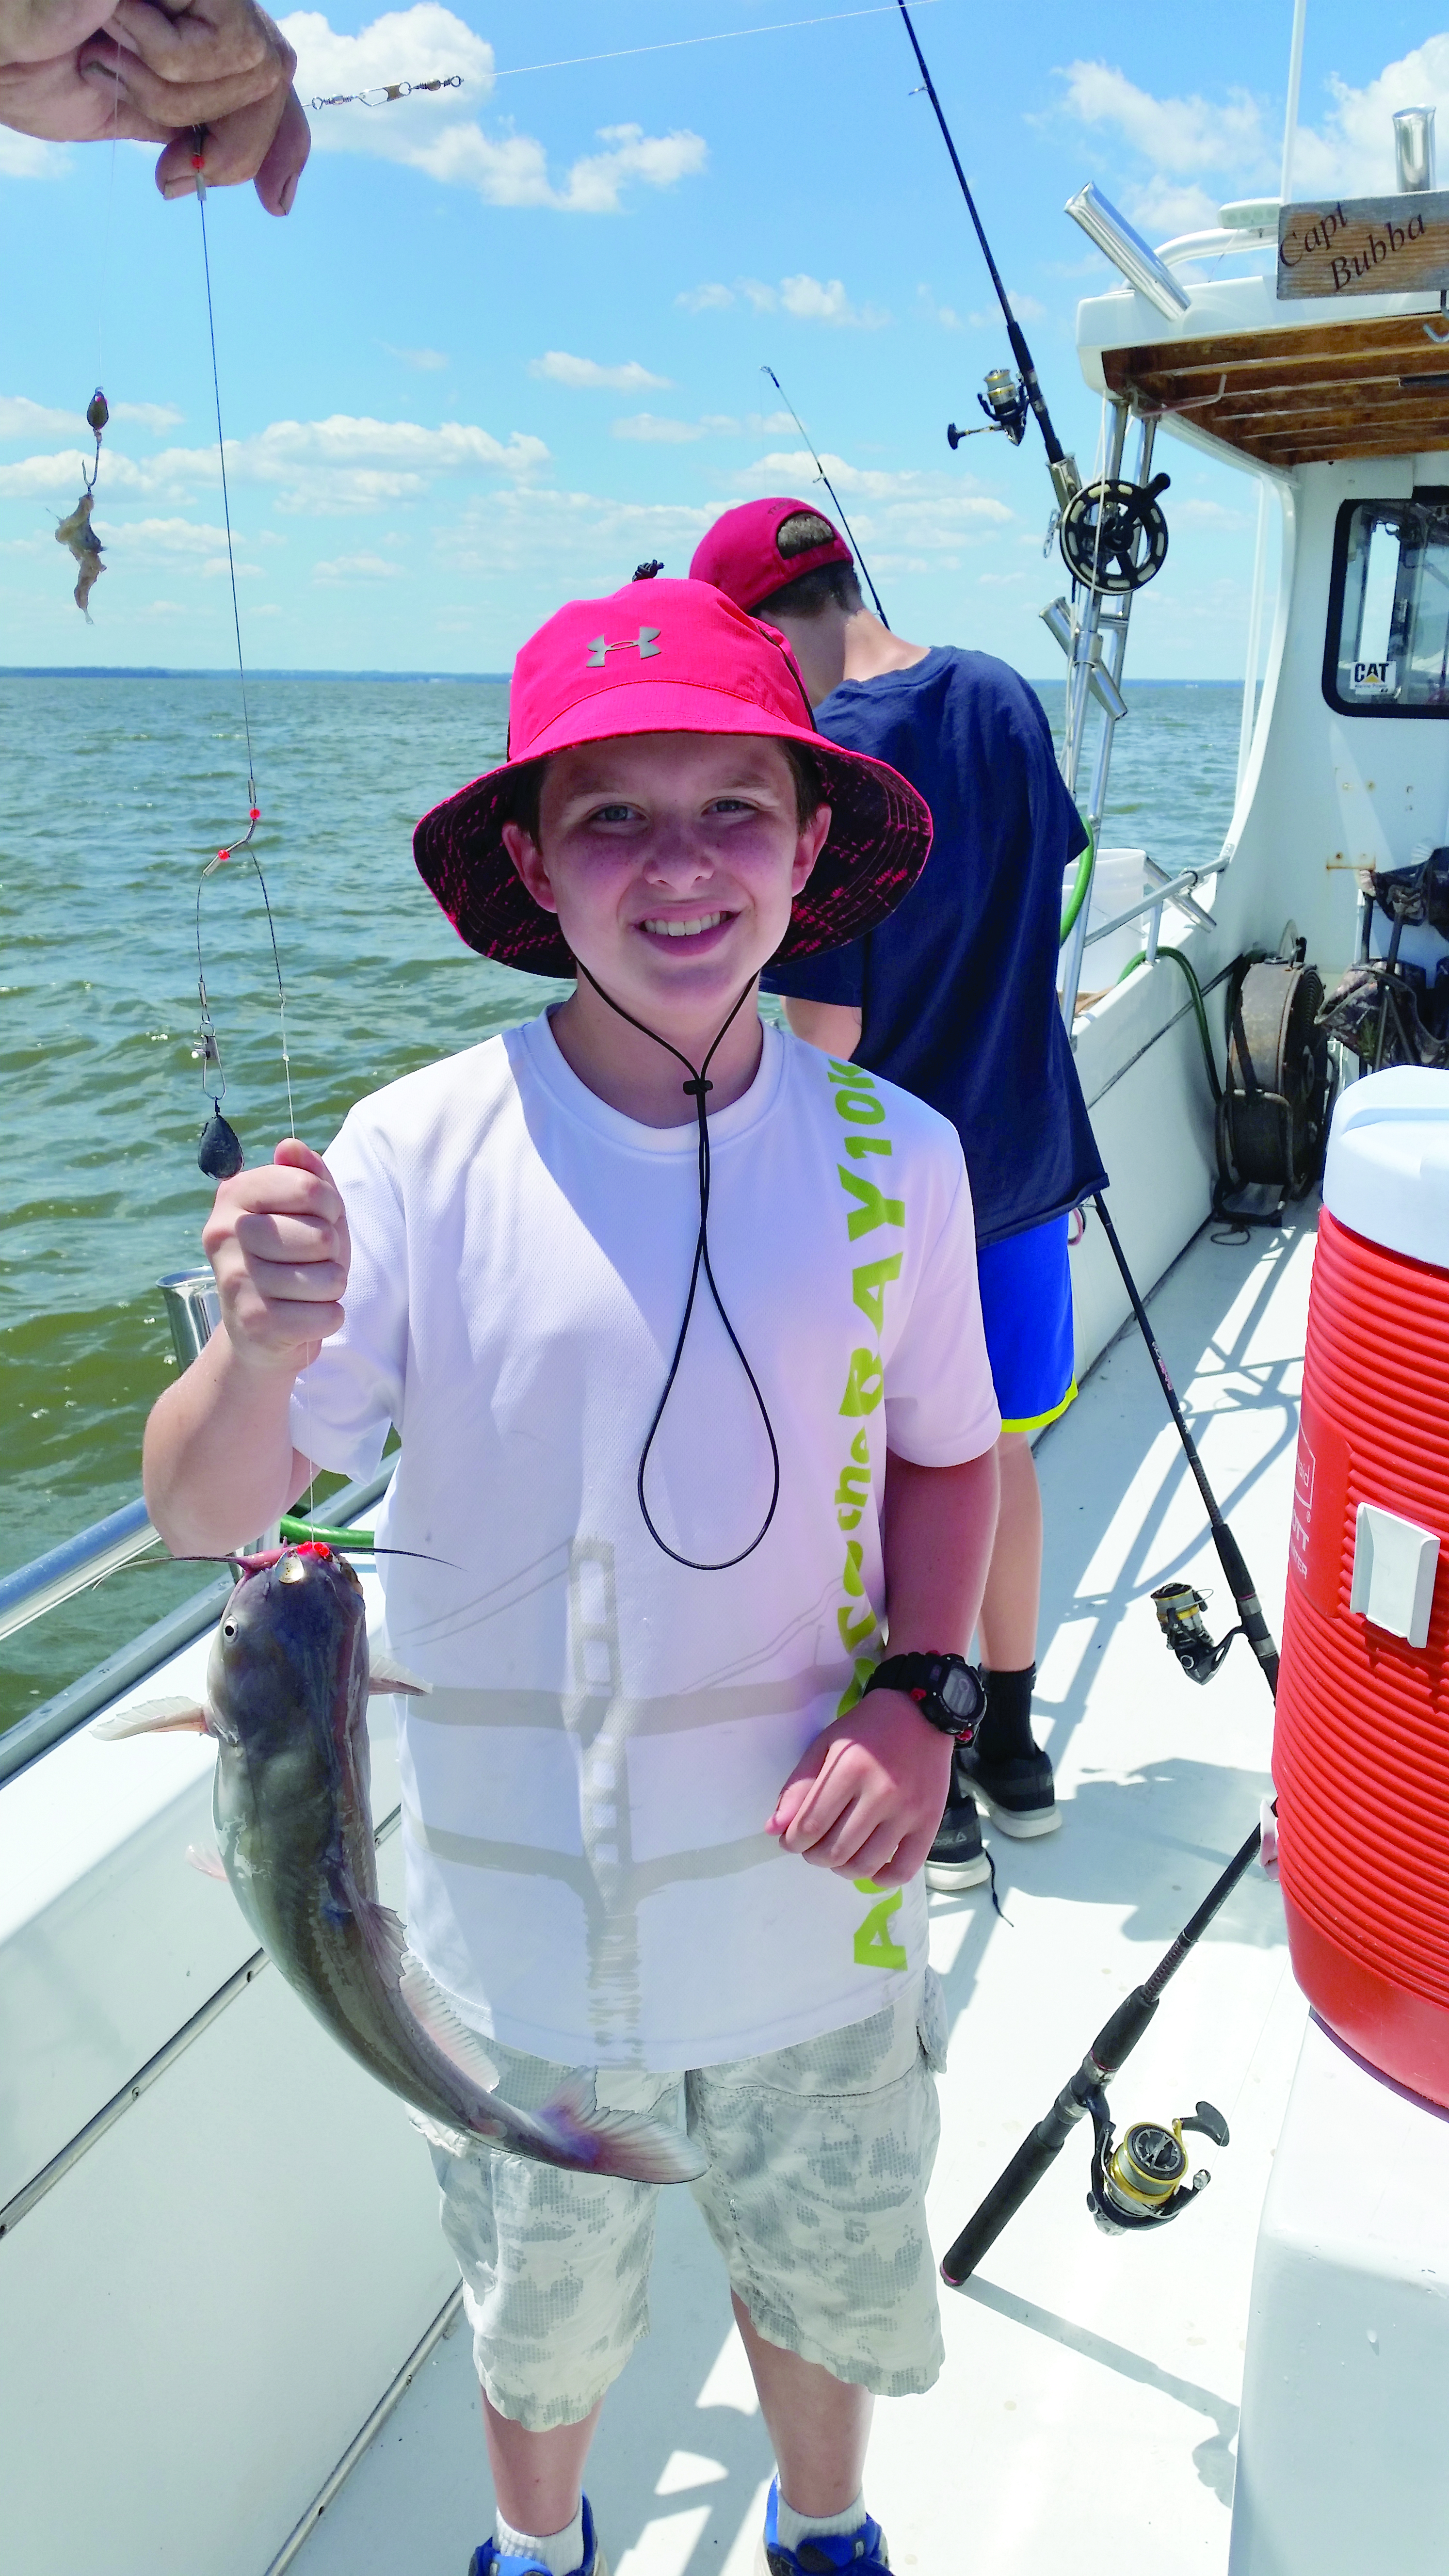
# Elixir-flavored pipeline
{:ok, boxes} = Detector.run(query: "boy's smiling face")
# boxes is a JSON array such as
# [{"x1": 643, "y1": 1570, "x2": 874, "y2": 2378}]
[{"x1": 501, "y1": 732, "x2": 831, "y2": 1022}]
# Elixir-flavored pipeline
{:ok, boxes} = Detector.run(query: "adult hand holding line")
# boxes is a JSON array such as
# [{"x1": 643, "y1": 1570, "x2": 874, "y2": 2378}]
[
  {"x1": 0, "y1": 0, "x2": 309, "y2": 214},
  {"x1": 145, "y1": 1139, "x2": 348, "y2": 1555}
]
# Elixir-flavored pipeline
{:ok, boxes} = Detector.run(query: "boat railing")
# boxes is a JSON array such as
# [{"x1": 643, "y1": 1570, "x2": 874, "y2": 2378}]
[
  {"x1": 0, "y1": 1268, "x2": 396, "y2": 1787},
  {"x1": 1079, "y1": 856, "x2": 1217, "y2": 972}
]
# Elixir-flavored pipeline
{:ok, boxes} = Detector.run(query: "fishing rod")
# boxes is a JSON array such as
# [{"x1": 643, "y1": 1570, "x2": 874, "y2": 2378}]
[
  {"x1": 1091, "y1": 1191, "x2": 1281, "y2": 1698},
  {"x1": 894, "y1": 0, "x2": 1079, "y2": 513},
  {"x1": 940, "y1": 1822, "x2": 1258, "y2": 2284},
  {"x1": 939, "y1": 1197, "x2": 1283, "y2": 2280},
  {"x1": 759, "y1": 364, "x2": 891, "y2": 626}
]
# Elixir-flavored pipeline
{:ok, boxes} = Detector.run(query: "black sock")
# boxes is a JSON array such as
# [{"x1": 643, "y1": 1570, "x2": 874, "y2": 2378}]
[{"x1": 977, "y1": 1664, "x2": 1037, "y2": 1765}]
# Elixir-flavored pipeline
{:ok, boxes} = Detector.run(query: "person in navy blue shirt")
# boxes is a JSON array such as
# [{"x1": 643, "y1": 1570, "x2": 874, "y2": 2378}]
[{"x1": 691, "y1": 499, "x2": 1108, "y2": 1882}]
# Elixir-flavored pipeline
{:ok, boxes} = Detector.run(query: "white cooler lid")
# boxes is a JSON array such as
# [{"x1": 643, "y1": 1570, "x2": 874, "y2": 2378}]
[{"x1": 1323, "y1": 1067, "x2": 1449, "y2": 1270}]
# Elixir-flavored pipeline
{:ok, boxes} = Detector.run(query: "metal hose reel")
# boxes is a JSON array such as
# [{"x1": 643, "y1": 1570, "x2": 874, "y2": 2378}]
[
  {"x1": 1214, "y1": 953, "x2": 1331, "y2": 1225},
  {"x1": 1059, "y1": 472, "x2": 1171, "y2": 592}
]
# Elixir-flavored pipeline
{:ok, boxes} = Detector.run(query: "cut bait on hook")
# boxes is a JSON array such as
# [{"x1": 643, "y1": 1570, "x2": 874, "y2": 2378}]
[
  {"x1": 311, "y1": 74, "x2": 463, "y2": 109},
  {"x1": 55, "y1": 386, "x2": 110, "y2": 619},
  {"x1": 55, "y1": 492, "x2": 105, "y2": 621}
]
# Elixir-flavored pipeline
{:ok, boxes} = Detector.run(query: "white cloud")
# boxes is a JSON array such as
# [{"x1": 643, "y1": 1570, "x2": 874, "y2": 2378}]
[
  {"x1": 0, "y1": 414, "x2": 549, "y2": 515},
  {"x1": 0, "y1": 395, "x2": 85, "y2": 441},
  {"x1": 0, "y1": 130, "x2": 68, "y2": 179},
  {"x1": 314, "y1": 551, "x2": 407, "y2": 581},
  {"x1": 383, "y1": 344, "x2": 450, "y2": 371},
  {"x1": 1293, "y1": 38, "x2": 1449, "y2": 198},
  {"x1": 0, "y1": 393, "x2": 182, "y2": 444},
  {"x1": 1114, "y1": 178, "x2": 1223, "y2": 240},
  {"x1": 1055, "y1": 61, "x2": 1269, "y2": 177},
  {"x1": 916, "y1": 287, "x2": 961, "y2": 330},
  {"x1": 737, "y1": 451, "x2": 1012, "y2": 514},
  {"x1": 612, "y1": 414, "x2": 708, "y2": 444},
  {"x1": 531, "y1": 352, "x2": 671, "y2": 391},
  {"x1": 675, "y1": 273, "x2": 888, "y2": 326},
  {"x1": 110, "y1": 401, "x2": 185, "y2": 432},
  {"x1": 280, "y1": 11, "x2": 705, "y2": 212},
  {"x1": 450, "y1": 485, "x2": 714, "y2": 586},
  {"x1": 967, "y1": 291, "x2": 1045, "y2": 326},
  {"x1": 1171, "y1": 498, "x2": 1253, "y2": 530}
]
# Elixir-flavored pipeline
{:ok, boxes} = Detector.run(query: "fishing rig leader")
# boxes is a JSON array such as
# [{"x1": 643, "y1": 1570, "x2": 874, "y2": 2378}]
[
  {"x1": 188, "y1": 128, "x2": 296, "y2": 1185},
  {"x1": 896, "y1": 0, "x2": 1172, "y2": 598}
]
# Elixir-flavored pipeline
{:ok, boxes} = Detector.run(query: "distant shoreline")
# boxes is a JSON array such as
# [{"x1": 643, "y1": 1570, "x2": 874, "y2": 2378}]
[
  {"x1": 0, "y1": 666, "x2": 514, "y2": 683},
  {"x1": 0, "y1": 667, "x2": 1237, "y2": 686}
]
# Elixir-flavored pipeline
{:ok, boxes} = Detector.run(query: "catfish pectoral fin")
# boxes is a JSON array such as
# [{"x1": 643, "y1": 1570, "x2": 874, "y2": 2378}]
[
  {"x1": 368, "y1": 1646, "x2": 431, "y2": 1696},
  {"x1": 93, "y1": 1695, "x2": 211, "y2": 1739}
]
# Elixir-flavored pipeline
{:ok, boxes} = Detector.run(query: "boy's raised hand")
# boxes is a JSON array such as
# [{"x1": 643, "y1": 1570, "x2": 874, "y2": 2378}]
[
  {"x1": 767, "y1": 1691, "x2": 953, "y2": 1890},
  {"x1": 202, "y1": 1136, "x2": 350, "y2": 1373}
]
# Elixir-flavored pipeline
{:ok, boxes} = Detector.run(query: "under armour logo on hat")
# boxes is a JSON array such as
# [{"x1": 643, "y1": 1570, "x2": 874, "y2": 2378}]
[{"x1": 586, "y1": 626, "x2": 661, "y2": 666}]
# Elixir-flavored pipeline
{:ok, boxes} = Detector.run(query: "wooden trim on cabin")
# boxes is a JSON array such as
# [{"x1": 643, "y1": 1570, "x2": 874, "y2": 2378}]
[{"x1": 1100, "y1": 313, "x2": 1449, "y2": 465}]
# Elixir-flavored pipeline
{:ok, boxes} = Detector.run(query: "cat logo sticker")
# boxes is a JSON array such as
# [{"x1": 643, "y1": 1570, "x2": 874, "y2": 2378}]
[{"x1": 1352, "y1": 659, "x2": 1395, "y2": 692}]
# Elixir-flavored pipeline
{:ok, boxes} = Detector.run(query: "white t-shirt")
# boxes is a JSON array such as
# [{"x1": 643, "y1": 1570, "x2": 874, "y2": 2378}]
[{"x1": 292, "y1": 1013, "x2": 999, "y2": 2069}]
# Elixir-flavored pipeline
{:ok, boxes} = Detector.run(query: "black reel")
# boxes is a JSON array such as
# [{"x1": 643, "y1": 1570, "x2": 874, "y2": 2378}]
[
  {"x1": 1214, "y1": 951, "x2": 1331, "y2": 1227},
  {"x1": 1152, "y1": 1580, "x2": 1241, "y2": 1686},
  {"x1": 948, "y1": 366, "x2": 1028, "y2": 451},
  {"x1": 1086, "y1": 2094, "x2": 1229, "y2": 2237},
  {"x1": 1059, "y1": 472, "x2": 1171, "y2": 593}
]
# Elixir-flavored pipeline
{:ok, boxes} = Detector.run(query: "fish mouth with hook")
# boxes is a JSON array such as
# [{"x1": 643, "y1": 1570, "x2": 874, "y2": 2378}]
[{"x1": 97, "y1": 1540, "x2": 705, "y2": 2185}]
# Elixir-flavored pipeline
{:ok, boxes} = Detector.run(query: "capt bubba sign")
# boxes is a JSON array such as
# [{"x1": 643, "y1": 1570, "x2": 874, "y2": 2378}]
[{"x1": 1278, "y1": 190, "x2": 1449, "y2": 299}]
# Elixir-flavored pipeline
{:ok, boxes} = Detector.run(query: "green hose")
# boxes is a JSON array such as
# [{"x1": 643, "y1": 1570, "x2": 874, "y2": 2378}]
[
  {"x1": 1116, "y1": 943, "x2": 1223, "y2": 1103},
  {"x1": 1059, "y1": 821, "x2": 1095, "y2": 945}
]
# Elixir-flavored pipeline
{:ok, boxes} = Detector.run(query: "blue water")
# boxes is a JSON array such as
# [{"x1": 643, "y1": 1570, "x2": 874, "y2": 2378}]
[{"x1": 0, "y1": 672, "x2": 1243, "y2": 1729}]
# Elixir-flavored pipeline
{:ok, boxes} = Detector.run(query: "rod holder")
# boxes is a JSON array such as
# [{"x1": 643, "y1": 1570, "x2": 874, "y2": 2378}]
[
  {"x1": 1065, "y1": 183, "x2": 1191, "y2": 322},
  {"x1": 1394, "y1": 107, "x2": 1436, "y2": 194}
]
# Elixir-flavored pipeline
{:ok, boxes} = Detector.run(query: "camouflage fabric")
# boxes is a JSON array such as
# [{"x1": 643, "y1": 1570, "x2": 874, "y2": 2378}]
[{"x1": 423, "y1": 1970, "x2": 948, "y2": 2428}]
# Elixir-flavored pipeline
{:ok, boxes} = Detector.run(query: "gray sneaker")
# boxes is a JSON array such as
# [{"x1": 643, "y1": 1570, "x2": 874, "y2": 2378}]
[
  {"x1": 925, "y1": 1783, "x2": 990, "y2": 1890},
  {"x1": 955, "y1": 1743, "x2": 1060, "y2": 1838}
]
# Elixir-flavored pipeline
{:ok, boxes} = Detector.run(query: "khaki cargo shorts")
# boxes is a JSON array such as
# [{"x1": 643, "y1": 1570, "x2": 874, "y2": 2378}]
[{"x1": 424, "y1": 1970, "x2": 949, "y2": 2430}]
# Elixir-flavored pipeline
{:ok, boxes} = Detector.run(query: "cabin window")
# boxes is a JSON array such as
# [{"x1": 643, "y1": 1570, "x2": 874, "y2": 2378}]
[{"x1": 1324, "y1": 498, "x2": 1449, "y2": 716}]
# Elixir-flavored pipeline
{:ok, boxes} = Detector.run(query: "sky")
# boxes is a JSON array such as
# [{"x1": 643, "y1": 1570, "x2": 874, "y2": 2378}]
[{"x1": 2, "y1": 0, "x2": 1447, "y2": 677}]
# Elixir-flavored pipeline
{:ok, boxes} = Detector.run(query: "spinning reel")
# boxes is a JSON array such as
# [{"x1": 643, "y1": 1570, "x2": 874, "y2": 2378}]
[
  {"x1": 1152, "y1": 1580, "x2": 1243, "y2": 1686},
  {"x1": 1085, "y1": 2094, "x2": 1229, "y2": 2237},
  {"x1": 1059, "y1": 471, "x2": 1171, "y2": 593},
  {"x1": 948, "y1": 367, "x2": 1030, "y2": 450}
]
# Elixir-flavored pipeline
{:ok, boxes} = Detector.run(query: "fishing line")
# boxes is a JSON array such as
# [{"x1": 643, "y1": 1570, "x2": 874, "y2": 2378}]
[
  {"x1": 492, "y1": 2, "x2": 949, "y2": 84},
  {"x1": 188, "y1": 130, "x2": 319, "y2": 1542},
  {"x1": 893, "y1": 0, "x2": 1079, "y2": 515},
  {"x1": 190, "y1": 127, "x2": 296, "y2": 1163},
  {"x1": 574, "y1": 963, "x2": 782, "y2": 1572},
  {"x1": 759, "y1": 365, "x2": 890, "y2": 628}
]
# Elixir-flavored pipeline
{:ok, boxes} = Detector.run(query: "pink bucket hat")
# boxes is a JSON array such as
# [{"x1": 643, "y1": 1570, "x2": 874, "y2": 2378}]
[
  {"x1": 413, "y1": 577, "x2": 931, "y2": 976},
  {"x1": 689, "y1": 496, "x2": 854, "y2": 614}
]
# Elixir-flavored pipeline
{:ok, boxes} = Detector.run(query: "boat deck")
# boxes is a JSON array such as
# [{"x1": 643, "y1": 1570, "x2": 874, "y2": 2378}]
[{"x1": 291, "y1": 1203, "x2": 1314, "y2": 2576}]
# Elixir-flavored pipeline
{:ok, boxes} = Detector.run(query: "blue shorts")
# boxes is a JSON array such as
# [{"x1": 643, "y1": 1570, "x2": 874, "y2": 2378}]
[{"x1": 977, "y1": 1214, "x2": 1077, "y2": 1436}]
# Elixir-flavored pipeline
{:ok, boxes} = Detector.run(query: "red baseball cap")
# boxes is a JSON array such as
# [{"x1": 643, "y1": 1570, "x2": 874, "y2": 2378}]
[
  {"x1": 413, "y1": 578, "x2": 930, "y2": 976},
  {"x1": 689, "y1": 497, "x2": 854, "y2": 614}
]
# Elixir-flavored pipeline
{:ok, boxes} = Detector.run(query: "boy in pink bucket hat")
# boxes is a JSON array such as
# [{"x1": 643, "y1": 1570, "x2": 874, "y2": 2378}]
[{"x1": 145, "y1": 580, "x2": 1001, "y2": 2576}]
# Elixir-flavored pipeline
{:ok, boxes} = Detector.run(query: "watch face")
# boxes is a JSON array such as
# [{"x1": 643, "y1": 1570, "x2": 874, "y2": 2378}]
[{"x1": 939, "y1": 1664, "x2": 981, "y2": 1720}]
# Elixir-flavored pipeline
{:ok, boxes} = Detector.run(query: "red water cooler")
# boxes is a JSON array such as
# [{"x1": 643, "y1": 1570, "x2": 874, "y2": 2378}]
[{"x1": 1275, "y1": 1067, "x2": 1449, "y2": 2106}]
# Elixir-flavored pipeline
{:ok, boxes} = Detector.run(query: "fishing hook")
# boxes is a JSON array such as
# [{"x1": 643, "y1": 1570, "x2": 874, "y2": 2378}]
[{"x1": 1425, "y1": 291, "x2": 1449, "y2": 344}]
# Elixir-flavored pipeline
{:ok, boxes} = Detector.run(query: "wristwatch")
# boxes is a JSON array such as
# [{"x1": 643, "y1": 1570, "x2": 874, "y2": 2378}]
[{"x1": 861, "y1": 1652, "x2": 985, "y2": 1742}]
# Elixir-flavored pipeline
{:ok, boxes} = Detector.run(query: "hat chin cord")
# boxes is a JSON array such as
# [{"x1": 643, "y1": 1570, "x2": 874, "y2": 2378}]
[{"x1": 574, "y1": 960, "x2": 782, "y2": 1571}]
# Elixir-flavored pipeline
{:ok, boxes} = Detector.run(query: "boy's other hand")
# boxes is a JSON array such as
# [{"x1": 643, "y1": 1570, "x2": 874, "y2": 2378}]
[
  {"x1": 202, "y1": 1136, "x2": 350, "y2": 1373},
  {"x1": 767, "y1": 1691, "x2": 952, "y2": 1888}
]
